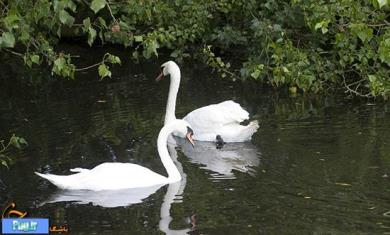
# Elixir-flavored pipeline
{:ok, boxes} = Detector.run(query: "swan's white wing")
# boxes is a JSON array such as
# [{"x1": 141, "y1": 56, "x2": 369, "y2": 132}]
[
  {"x1": 36, "y1": 163, "x2": 167, "y2": 190},
  {"x1": 182, "y1": 100, "x2": 258, "y2": 142},
  {"x1": 183, "y1": 100, "x2": 248, "y2": 132},
  {"x1": 81, "y1": 163, "x2": 167, "y2": 190}
]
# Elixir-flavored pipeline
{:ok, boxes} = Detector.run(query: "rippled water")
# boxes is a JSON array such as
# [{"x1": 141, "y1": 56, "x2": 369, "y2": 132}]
[{"x1": 0, "y1": 45, "x2": 389, "y2": 234}]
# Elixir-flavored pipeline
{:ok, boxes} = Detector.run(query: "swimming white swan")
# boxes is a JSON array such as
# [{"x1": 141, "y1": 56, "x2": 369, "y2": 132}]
[
  {"x1": 35, "y1": 120, "x2": 195, "y2": 191},
  {"x1": 156, "y1": 61, "x2": 259, "y2": 144}
]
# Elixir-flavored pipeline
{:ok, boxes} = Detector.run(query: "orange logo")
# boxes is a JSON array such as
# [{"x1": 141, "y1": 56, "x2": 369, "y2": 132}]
[{"x1": 2, "y1": 202, "x2": 27, "y2": 218}]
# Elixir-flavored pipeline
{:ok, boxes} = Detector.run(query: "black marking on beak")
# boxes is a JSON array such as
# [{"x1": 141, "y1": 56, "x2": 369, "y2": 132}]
[
  {"x1": 156, "y1": 65, "x2": 166, "y2": 82},
  {"x1": 186, "y1": 126, "x2": 195, "y2": 147}
]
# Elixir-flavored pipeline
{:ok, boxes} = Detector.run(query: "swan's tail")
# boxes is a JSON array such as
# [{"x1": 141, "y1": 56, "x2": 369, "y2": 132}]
[
  {"x1": 223, "y1": 120, "x2": 259, "y2": 143},
  {"x1": 239, "y1": 120, "x2": 259, "y2": 142},
  {"x1": 35, "y1": 172, "x2": 78, "y2": 190}
]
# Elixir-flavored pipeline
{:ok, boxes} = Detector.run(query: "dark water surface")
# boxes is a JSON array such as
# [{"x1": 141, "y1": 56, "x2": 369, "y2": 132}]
[{"x1": 0, "y1": 46, "x2": 389, "y2": 234}]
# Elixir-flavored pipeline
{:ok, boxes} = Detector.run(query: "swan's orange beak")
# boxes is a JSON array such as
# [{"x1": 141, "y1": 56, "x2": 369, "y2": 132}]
[
  {"x1": 156, "y1": 71, "x2": 164, "y2": 81},
  {"x1": 186, "y1": 133, "x2": 195, "y2": 148}
]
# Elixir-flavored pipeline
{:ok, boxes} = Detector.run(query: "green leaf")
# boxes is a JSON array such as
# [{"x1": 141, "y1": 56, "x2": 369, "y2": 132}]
[
  {"x1": 132, "y1": 51, "x2": 139, "y2": 60},
  {"x1": 83, "y1": 18, "x2": 91, "y2": 31},
  {"x1": 98, "y1": 64, "x2": 111, "y2": 78},
  {"x1": 1, "y1": 32, "x2": 15, "y2": 48},
  {"x1": 350, "y1": 23, "x2": 373, "y2": 43},
  {"x1": 54, "y1": 57, "x2": 66, "y2": 72},
  {"x1": 66, "y1": 0, "x2": 77, "y2": 12},
  {"x1": 314, "y1": 20, "x2": 329, "y2": 34},
  {"x1": 1, "y1": 160, "x2": 9, "y2": 169},
  {"x1": 18, "y1": 137, "x2": 28, "y2": 146},
  {"x1": 4, "y1": 14, "x2": 19, "y2": 31},
  {"x1": 30, "y1": 55, "x2": 40, "y2": 64},
  {"x1": 378, "y1": 38, "x2": 390, "y2": 66},
  {"x1": 52, "y1": 56, "x2": 76, "y2": 79},
  {"x1": 368, "y1": 75, "x2": 377, "y2": 83},
  {"x1": 143, "y1": 39, "x2": 159, "y2": 59},
  {"x1": 377, "y1": 0, "x2": 387, "y2": 8},
  {"x1": 9, "y1": 135, "x2": 21, "y2": 149},
  {"x1": 88, "y1": 27, "x2": 97, "y2": 46},
  {"x1": 314, "y1": 22, "x2": 322, "y2": 30},
  {"x1": 59, "y1": 10, "x2": 75, "y2": 26},
  {"x1": 106, "y1": 54, "x2": 121, "y2": 64},
  {"x1": 251, "y1": 70, "x2": 261, "y2": 79},
  {"x1": 134, "y1": 36, "x2": 143, "y2": 42},
  {"x1": 273, "y1": 24, "x2": 282, "y2": 32},
  {"x1": 90, "y1": 0, "x2": 107, "y2": 13},
  {"x1": 98, "y1": 17, "x2": 107, "y2": 28}
]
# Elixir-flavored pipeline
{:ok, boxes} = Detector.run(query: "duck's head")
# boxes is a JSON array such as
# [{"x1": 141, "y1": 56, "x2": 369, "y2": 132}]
[{"x1": 156, "y1": 61, "x2": 180, "y2": 81}]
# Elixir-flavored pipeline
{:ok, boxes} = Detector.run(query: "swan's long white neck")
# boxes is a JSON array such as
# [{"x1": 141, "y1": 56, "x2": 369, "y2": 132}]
[
  {"x1": 157, "y1": 124, "x2": 182, "y2": 182},
  {"x1": 164, "y1": 68, "x2": 180, "y2": 125}
]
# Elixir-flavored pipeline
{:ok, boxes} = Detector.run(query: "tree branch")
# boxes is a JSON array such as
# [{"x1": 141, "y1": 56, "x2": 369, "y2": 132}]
[{"x1": 342, "y1": 75, "x2": 372, "y2": 98}]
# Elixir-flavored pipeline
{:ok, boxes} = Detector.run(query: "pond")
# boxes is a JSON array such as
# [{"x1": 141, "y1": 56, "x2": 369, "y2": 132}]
[{"x1": 0, "y1": 45, "x2": 389, "y2": 234}]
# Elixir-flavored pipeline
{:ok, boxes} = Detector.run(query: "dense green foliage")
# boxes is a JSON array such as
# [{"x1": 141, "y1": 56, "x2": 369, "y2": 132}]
[
  {"x1": 0, "y1": 0, "x2": 389, "y2": 97},
  {"x1": 0, "y1": 134, "x2": 27, "y2": 169}
]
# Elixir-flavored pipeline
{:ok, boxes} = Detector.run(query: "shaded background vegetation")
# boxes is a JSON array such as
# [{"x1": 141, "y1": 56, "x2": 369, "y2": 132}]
[{"x1": 0, "y1": 0, "x2": 389, "y2": 98}]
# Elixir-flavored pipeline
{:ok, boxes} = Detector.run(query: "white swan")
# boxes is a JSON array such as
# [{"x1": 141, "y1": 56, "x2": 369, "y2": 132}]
[
  {"x1": 35, "y1": 119, "x2": 195, "y2": 191},
  {"x1": 156, "y1": 61, "x2": 259, "y2": 144}
]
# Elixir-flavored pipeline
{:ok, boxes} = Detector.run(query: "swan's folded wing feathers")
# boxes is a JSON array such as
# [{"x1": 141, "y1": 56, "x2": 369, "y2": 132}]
[
  {"x1": 184, "y1": 100, "x2": 249, "y2": 132},
  {"x1": 70, "y1": 167, "x2": 89, "y2": 173},
  {"x1": 216, "y1": 100, "x2": 249, "y2": 123}
]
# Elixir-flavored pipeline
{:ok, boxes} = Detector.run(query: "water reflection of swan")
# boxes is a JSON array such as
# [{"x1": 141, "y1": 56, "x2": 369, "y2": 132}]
[
  {"x1": 175, "y1": 138, "x2": 260, "y2": 179},
  {"x1": 159, "y1": 143, "x2": 191, "y2": 235},
  {"x1": 41, "y1": 185, "x2": 164, "y2": 207}
]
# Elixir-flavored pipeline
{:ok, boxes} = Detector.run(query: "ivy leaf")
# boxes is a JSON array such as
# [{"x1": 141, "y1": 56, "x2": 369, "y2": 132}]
[
  {"x1": 98, "y1": 64, "x2": 111, "y2": 78},
  {"x1": 31, "y1": 55, "x2": 40, "y2": 64},
  {"x1": 378, "y1": 38, "x2": 390, "y2": 66},
  {"x1": 1, "y1": 160, "x2": 9, "y2": 169},
  {"x1": 134, "y1": 36, "x2": 143, "y2": 42},
  {"x1": 83, "y1": 18, "x2": 91, "y2": 31},
  {"x1": 1, "y1": 32, "x2": 15, "y2": 48},
  {"x1": 54, "y1": 57, "x2": 66, "y2": 72},
  {"x1": 250, "y1": 70, "x2": 261, "y2": 79},
  {"x1": 106, "y1": 54, "x2": 121, "y2": 64},
  {"x1": 18, "y1": 137, "x2": 28, "y2": 146},
  {"x1": 9, "y1": 135, "x2": 21, "y2": 149},
  {"x1": 368, "y1": 75, "x2": 377, "y2": 83},
  {"x1": 4, "y1": 14, "x2": 19, "y2": 31},
  {"x1": 377, "y1": 0, "x2": 387, "y2": 8},
  {"x1": 143, "y1": 39, "x2": 159, "y2": 58},
  {"x1": 98, "y1": 17, "x2": 107, "y2": 28},
  {"x1": 132, "y1": 51, "x2": 139, "y2": 60},
  {"x1": 314, "y1": 20, "x2": 329, "y2": 34},
  {"x1": 88, "y1": 27, "x2": 97, "y2": 46},
  {"x1": 350, "y1": 23, "x2": 373, "y2": 43},
  {"x1": 59, "y1": 10, "x2": 75, "y2": 26},
  {"x1": 90, "y1": 0, "x2": 107, "y2": 13}
]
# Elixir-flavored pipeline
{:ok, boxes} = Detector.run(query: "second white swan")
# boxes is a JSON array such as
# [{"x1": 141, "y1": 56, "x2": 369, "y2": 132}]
[{"x1": 156, "y1": 61, "x2": 259, "y2": 144}]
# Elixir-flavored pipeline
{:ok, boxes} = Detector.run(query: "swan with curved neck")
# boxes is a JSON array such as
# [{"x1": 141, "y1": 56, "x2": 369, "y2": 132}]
[
  {"x1": 35, "y1": 119, "x2": 195, "y2": 191},
  {"x1": 156, "y1": 61, "x2": 259, "y2": 144}
]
